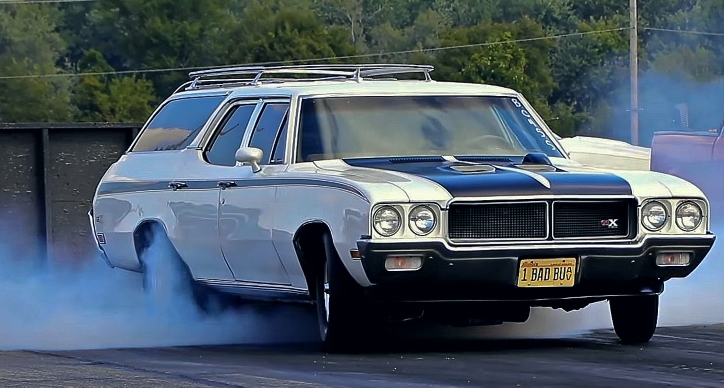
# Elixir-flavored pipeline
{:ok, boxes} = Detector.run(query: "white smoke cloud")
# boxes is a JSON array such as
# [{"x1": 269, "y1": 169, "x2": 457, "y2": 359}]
[{"x1": 0, "y1": 229, "x2": 318, "y2": 351}]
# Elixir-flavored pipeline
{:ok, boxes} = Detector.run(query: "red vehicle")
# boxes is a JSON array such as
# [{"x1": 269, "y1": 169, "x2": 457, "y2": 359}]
[{"x1": 650, "y1": 120, "x2": 724, "y2": 217}]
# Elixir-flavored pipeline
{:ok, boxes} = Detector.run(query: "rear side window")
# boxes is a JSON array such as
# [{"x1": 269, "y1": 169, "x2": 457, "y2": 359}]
[
  {"x1": 131, "y1": 96, "x2": 226, "y2": 152},
  {"x1": 205, "y1": 104, "x2": 257, "y2": 166},
  {"x1": 249, "y1": 103, "x2": 289, "y2": 164}
]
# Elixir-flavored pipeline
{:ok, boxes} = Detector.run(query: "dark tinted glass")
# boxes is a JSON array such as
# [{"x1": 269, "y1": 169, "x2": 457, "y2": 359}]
[
  {"x1": 205, "y1": 104, "x2": 257, "y2": 166},
  {"x1": 270, "y1": 115, "x2": 289, "y2": 164},
  {"x1": 131, "y1": 96, "x2": 225, "y2": 152},
  {"x1": 249, "y1": 103, "x2": 288, "y2": 163}
]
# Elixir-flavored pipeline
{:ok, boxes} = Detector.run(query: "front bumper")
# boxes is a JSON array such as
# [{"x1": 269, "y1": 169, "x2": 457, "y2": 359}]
[{"x1": 357, "y1": 234, "x2": 715, "y2": 304}]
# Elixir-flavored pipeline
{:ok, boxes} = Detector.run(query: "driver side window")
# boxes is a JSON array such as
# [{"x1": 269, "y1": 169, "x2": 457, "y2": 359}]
[{"x1": 205, "y1": 103, "x2": 257, "y2": 166}]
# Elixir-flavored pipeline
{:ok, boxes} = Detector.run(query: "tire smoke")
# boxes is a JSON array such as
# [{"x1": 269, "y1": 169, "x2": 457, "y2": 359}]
[{"x1": 0, "y1": 225, "x2": 318, "y2": 351}]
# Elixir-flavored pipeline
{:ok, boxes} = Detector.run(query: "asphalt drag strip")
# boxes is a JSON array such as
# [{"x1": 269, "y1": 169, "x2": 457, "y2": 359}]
[{"x1": 2, "y1": 325, "x2": 724, "y2": 387}]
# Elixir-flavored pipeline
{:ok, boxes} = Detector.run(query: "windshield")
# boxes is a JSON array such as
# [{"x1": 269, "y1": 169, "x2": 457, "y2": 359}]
[{"x1": 296, "y1": 95, "x2": 563, "y2": 162}]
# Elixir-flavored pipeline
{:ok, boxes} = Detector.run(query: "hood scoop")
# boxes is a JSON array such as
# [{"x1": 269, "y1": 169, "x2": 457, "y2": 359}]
[
  {"x1": 449, "y1": 164, "x2": 496, "y2": 173},
  {"x1": 514, "y1": 164, "x2": 559, "y2": 172}
]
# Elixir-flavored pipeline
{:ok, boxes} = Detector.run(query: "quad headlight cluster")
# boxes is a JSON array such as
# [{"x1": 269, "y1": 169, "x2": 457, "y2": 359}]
[
  {"x1": 372, "y1": 204, "x2": 440, "y2": 238},
  {"x1": 641, "y1": 199, "x2": 706, "y2": 233}
]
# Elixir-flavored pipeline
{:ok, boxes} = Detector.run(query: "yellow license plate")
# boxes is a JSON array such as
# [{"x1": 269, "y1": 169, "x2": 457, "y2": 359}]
[{"x1": 517, "y1": 258, "x2": 576, "y2": 288}]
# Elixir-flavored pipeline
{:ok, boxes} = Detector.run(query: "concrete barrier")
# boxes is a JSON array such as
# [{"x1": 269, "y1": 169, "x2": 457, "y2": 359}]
[{"x1": 0, "y1": 123, "x2": 142, "y2": 263}]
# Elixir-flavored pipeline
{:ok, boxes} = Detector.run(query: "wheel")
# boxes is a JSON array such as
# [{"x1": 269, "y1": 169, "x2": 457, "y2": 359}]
[
  {"x1": 609, "y1": 295, "x2": 659, "y2": 344},
  {"x1": 315, "y1": 233, "x2": 375, "y2": 352},
  {"x1": 139, "y1": 224, "x2": 236, "y2": 315}
]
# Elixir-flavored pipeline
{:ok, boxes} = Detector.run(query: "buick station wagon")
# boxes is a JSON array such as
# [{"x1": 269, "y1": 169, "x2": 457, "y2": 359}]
[{"x1": 89, "y1": 64, "x2": 716, "y2": 350}]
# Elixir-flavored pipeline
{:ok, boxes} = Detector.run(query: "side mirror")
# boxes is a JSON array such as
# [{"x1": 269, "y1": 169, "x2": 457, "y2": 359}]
[{"x1": 235, "y1": 147, "x2": 263, "y2": 173}]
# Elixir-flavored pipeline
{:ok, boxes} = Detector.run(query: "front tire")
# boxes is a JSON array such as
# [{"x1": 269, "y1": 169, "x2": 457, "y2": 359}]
[
  {"x1": 315, "y1": 233, "x2": 374, "y2": 352},
  {"x1": 609, "y1": 295, "x2": 659, "y2": 344}
]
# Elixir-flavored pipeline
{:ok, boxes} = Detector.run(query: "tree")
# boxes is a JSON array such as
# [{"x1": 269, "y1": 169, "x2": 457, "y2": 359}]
[
  {"x1": 0, "y1": 4, "x2": 72, "y2": 122},
  {"x1": 93, "y1": 0, "x2": 237, "y2": 97},
  {"x1": 313, "y1": 0, "x2": 389, "y2": 50},
  {"x1": 549, "y1": 18, "x2": 629, "y2": 115},
  {"x1": 227, "y1": 2, "x2": 357, "y2": 65},
  {"x1": 429, "y1": 19, "x2": 555, "y2": 107},
  {"x1": 72, "y1": 49, "x2": 157, "y2": 122}
]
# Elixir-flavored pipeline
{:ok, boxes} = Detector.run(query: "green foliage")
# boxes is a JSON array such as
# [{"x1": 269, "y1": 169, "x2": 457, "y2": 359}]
[
  {"x1": 0, "y1": 0, "x2": 720, "y2": 140},
  {"x1": 430, "y1": 18, "x2": 555, "y2": 107},
  {"x1": 227, "y1": 2, "x2": 356, "y2": 65},
  {"x1": 0, "y1": 5, "x2": 72, "y2": 122},
  {"x1": 93, "y1": 0, "x2": 237, "y2": 96},
  {"x1": 651, "y1": 46, "x2": 719, "y2": 82},
  {"x1": 72, "y1": 49, "x2": 157, "y2": 122}
]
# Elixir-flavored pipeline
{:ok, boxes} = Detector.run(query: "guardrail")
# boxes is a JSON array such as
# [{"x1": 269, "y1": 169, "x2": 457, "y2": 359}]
[{"x1": 0, "y1": 123, "x2": 142, "y2": 263}]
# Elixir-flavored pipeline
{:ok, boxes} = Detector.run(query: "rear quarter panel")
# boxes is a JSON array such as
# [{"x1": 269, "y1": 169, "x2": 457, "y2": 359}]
[{"x1": 93, "y1": 150, "x2": 233, "y2": 280}]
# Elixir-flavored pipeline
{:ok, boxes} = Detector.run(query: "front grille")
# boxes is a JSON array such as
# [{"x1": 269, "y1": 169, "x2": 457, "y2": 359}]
[
  {"x1": 448, "y1": 202, "x2": 547, "y2": 240},
  {"x1": 447, "y1": 199, "x2": 636, "y2": 242},
  {"x1": 553, "y1": 201, "x2": 632, "y2": 239}
]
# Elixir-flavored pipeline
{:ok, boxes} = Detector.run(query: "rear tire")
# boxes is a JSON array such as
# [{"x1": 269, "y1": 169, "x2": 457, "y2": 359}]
[
  {"x1": 609, "y1": 295, "x2": 659, "y2": 344},
  {"x1": 315, "y1": 233, "x2": 375, "y2": 352},
  {"x1": 139, "y1": 223, "x2": 236, "y2": 315}
]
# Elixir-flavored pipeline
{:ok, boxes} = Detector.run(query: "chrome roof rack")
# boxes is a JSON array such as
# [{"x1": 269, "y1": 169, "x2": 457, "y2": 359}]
[{"x1": 179, "y1": 64, "x2": 434, "y2": 92}]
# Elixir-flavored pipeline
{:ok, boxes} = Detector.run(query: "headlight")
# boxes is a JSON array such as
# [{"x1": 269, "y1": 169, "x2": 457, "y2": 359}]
[
  {"x1": 409, "y1": 205, "x2": 436, "y2": 235},
  {"x1": 676, "y1": 201, "x2": 703, "y2": 231},
  {"x1": 373, "y1": 206, "x2": 402, "y2": 237},
  {"x1": 642, "y1": 201, "x2": 667, "y2": 231}
]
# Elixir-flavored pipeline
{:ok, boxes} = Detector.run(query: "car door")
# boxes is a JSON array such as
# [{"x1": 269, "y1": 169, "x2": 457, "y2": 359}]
[{"x1": 218, "y1": 99, "x2": 292, "y2": 285}]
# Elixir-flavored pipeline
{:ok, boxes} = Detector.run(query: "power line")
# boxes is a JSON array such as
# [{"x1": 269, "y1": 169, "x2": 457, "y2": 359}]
[
  {"x1": 644, "y1": 27, "x2": 724, "y2": 37},
  {"x1": 0, "y1": 27, "x2": 628, "y2": 80},
  {"x1": 0, "y1": 0, "x2": 96, "y2": 4}
]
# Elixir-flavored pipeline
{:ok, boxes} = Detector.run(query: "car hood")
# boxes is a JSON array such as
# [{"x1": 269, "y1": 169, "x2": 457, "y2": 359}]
[
  {"x1": 311, "y1": 155, "x2": 706, "y2": 203},
  {"x1": 557, "y1": 136, "x2": 651, "y2": 171}
]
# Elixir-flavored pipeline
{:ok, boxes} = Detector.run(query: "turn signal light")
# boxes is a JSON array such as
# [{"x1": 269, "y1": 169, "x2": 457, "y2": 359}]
[
  {"x1": 656, "y1": 252, "x2": 691, "y2": 267},
  {"x1": 385, "y1": 255, "x2": 423, "y2": 271}
]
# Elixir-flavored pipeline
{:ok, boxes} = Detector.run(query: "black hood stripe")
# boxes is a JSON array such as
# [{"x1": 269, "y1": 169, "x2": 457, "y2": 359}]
[{"x1": 342, "y1": 158, "x2": 632, "y2": 198}]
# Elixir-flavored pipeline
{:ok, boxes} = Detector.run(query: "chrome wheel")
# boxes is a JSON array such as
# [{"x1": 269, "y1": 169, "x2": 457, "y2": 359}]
[{"x1": 324, "y1": 265, "x2": 330, "y2": 322}]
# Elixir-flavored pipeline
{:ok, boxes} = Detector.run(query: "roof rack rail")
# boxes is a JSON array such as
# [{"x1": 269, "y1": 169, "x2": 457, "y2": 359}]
[{"x1": 180, "y1": 64, "x2": 434, "y2": 92}]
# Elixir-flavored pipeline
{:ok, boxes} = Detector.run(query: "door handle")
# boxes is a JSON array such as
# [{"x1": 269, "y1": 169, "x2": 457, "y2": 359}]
[
  {"x1": 168, "y1": 182, "x2": 187, "y2": 190},
  {"x1": 218, "y1": 181, "x2": 237, "y2": 189}
]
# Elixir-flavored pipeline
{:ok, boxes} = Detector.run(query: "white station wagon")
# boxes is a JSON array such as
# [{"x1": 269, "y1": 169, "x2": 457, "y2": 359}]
[{"x1": 89, "y1": 64, "x2": 715, "y2": 350}]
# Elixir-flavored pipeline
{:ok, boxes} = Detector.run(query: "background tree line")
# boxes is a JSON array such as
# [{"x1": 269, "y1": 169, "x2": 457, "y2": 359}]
[{"x1": 0, "y1": 0, "x2": 722, "y2": 143}]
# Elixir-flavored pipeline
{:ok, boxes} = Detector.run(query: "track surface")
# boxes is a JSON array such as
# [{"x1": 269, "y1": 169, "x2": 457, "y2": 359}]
[{"x1": 2, "y1": 325, "x2": 724, "y2": 387}]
